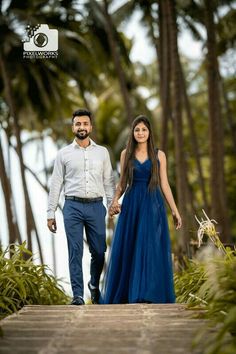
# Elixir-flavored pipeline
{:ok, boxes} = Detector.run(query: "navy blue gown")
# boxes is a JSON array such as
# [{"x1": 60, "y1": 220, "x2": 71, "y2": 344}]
[{"x1": 101, "y1": 157, "x2": 176, "y2": 304}]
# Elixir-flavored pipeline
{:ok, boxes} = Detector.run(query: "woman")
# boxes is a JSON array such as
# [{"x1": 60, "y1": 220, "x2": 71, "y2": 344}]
[{"x1": 101, "y1": 115, "x2": 182, "y2": 304}]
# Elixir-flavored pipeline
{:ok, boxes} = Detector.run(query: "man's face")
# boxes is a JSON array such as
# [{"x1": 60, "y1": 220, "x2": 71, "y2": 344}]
[{"x1": 72, "y1": 116, "x2": 92, "y2": 140}]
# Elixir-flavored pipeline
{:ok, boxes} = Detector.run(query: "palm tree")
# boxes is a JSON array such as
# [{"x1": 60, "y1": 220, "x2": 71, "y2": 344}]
[
  {"x1": 165, "y1": 0, "x2": 191, "y2": 251},
  {"x1": 0, "y1": 130, "x2": 21, "y2": 245},
  {"x1": 0, "y1": 0, "x2": 85, "y2": 260},
  {"x1": 82, "y1": 0, "x2": 135, "y2": 124},
  {"x1": 0, "y1": 51, "x2": 44, "y2": 261},
  {"x1": 0, "y1": 0, "x2": 140, "y2": 266},
  {"x1": 158, "y1": 0, "x2": 172, "y2": 153},
  {"x1": 203, "y1": 0, "x2": 231, "y2": 241},
  {"x1": 167, "y1": 0, "x2": 234, "y2": 241}
]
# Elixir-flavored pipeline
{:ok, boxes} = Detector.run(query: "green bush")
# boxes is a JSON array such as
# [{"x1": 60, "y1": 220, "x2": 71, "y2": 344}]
[
  {"x1": 197, "y1": 253, "x2": 236, "y2": 354},
  {"x1": 174, "y1": 210, "x2": 236, "y2": 354},
  {"x1": 0, "y1": 242, "x2": 70, "y2": 319},
  {"x1": 174, "y1": 249, "x2": 236, "y2": 354}
]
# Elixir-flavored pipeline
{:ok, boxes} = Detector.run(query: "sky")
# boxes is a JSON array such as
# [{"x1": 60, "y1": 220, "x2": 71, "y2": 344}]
[
  {"x1": 122, "y1": 9, "x2": 203, "y2": 64},
  {"x1": 0, "y1": 7, "x2": 203, "y2": 300}
]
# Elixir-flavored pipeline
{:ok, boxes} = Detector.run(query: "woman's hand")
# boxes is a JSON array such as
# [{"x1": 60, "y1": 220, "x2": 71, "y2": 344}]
[
  {"x1": 172, "y1": 210, "x2": 182, "y2": 230},
  {"x1": 109, "y1": 200, "x2": 121, "y2": 218}
]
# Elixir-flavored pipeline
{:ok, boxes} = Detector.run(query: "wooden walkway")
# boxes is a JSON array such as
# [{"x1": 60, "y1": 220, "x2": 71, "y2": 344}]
[{"x1": 0, "y1": 304, "x2": 207, "y2": 354}]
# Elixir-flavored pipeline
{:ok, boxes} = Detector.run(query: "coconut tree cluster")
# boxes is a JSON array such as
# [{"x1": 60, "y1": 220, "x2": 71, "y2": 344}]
[{"x1": 0, "y1": 0, "x2": 235, "y2": 263}]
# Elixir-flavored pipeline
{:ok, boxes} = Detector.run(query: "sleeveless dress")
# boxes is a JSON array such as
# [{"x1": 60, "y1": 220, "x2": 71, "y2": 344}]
[{"x1": 100, "y1": 157, "x2": 176, "y2": 304}]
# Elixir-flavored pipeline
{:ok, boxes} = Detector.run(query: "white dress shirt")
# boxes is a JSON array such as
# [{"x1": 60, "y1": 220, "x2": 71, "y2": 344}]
[{"x1": 47, "y1": 139, "x2": 115, "y2": 219}]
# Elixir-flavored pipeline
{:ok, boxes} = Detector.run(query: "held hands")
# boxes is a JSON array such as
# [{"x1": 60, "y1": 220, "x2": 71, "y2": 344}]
[
  {"x1": 47, "y1": 218, "x2": 57, "y2": 233},
  {"x1": 109, "y1": 200, "x2": 121, "y2": 218},
  {"x1": 172, "y1": 210, "x2": 182, "y2": 230}
]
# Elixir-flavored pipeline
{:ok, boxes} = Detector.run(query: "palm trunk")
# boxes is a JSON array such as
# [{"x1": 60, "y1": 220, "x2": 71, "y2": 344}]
[
  {"x1": 102, "y1": 0, "x2": 133, "y2": 125},
  {"x1": 159, "y1": 0, "x2": 172, "y2": 153},
  {"x1": 218, "y1": 72, "x2": 236, "y2": 155},
  {"x1": 140, "y1": 1, "x2": 171, "y2": 150},
  {"x1": 0, "y1": 133, "x2": 22, "y2": 244},
  {"x1": 0, "y1": 51, "x2": 44, "y2": 262},
  {"x1": 167, "y1": 0, "x2": 190, "y2": 251},
  {"x1": 204, "y1": 0, "x2": 231, "y2": 241},
  {"x1": 179, "y1": 62, "x2": 209, "y2": 211},
  {"x1": 40, "y1": 134, "x2": 57, "y2": 274}
]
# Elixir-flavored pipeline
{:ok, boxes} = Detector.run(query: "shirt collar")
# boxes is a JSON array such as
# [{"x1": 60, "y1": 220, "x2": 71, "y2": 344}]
[{"x1": 72, "y1": 138, "x2": 96, "y2": 148}]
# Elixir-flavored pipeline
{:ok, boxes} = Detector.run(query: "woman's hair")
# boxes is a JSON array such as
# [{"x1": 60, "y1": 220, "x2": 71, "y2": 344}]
[{"x1": 120, "y1": 115, "x2": 159, "y2": 191}]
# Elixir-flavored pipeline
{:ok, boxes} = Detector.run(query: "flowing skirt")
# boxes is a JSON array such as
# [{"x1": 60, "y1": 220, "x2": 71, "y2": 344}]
[{"x1": 101, "y1": 181, "x2": 176, "y2": 304}]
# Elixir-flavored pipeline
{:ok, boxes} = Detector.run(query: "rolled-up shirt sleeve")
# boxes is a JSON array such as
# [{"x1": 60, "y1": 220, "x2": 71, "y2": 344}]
[
  {"x1": 47, "y1": 151, "x2": 64, "y2": 219},
  {"x1": 103, "y1": 148, "x2": 115, "y2": 207}
]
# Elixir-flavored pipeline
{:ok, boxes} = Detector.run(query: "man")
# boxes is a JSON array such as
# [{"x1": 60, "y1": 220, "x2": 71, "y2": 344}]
[{"x1": 47, "y1": 109, "x2": 115, "y2": 305}]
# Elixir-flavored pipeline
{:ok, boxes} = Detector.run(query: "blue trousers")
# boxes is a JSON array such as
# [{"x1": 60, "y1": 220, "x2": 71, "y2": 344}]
[{"x1": 63, "y1": 200, "x2": 107, "y2": 298}]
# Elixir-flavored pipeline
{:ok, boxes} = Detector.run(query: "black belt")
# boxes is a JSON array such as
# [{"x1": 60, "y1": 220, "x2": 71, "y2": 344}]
[{"x1": 65, "y1": 196, "x2": 103, "y2": 203}]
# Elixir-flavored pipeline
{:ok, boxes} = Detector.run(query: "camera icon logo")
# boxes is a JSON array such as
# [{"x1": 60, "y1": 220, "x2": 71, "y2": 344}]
[{"x1": 23, "y1": 24, "x2": 58, "y2": 52}]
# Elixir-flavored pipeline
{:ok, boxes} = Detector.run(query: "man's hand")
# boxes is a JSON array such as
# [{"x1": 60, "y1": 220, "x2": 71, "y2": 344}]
[{"x1": 47, "y1": 219, "x2": 57, "y2": 233}]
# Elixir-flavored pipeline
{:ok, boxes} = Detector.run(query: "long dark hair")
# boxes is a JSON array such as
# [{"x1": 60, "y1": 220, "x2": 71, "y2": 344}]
[{"x1": 120, "y1": 115, "x2": 159, "y2": 191}]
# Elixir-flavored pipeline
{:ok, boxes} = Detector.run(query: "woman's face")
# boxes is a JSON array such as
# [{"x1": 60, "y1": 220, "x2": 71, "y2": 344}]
[{"x1": 133, "y1": 122, "x2": 149, "y2": 143}]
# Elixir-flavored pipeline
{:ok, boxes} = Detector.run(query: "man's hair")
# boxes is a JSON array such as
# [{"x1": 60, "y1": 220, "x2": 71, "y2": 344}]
[{"x1": 72, "y1": 108, "x2": 92, "y2": 123}]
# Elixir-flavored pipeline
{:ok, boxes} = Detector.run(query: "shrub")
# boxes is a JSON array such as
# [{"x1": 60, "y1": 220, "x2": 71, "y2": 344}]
[
  {"x1": 0, "y1": 242, "x2": 70, "y2": 319},
  {"x1": 174, "y1": 210, "x2": 236, "y2": 354}
]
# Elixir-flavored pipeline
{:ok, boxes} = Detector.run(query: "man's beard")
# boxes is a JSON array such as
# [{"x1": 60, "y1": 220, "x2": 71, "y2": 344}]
[{"x1": 75, "y1": 130, "x2": 90, "y2": 140}]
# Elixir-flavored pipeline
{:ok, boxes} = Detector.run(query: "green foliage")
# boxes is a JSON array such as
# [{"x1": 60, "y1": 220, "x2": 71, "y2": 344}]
[
  {"x1": 0, "y1": 242, "x2": 70, "y2": 319},
  {"x1": 174, "y1": 248, "x2": 236, "y2": 354},
  {"x1": 174, "y1": 257, "x2": 207, "y2": 305},
  {"x1": 198, "y1": 252, "x2": 236, "y2": 354}
]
